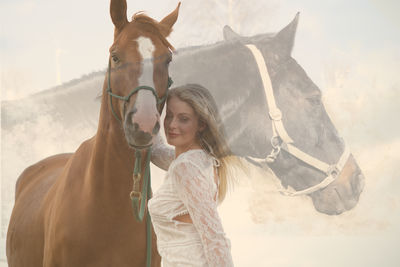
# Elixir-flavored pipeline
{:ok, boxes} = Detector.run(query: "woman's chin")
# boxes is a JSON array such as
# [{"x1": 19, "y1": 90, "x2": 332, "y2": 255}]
[{"x1": 166, "y1": 138, "x2": 178, "y2": 147}]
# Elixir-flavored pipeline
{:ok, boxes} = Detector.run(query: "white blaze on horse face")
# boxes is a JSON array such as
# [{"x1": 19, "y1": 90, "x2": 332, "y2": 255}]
[
  {"x1": 132, "y1": 89, "x2": 158, "y2": 134},
  {"x1": 137, "y1": 36, "x2": 155, "y2": 60},
  {"x1": 132, "y1": 36, "x2": 159, "y2": 134},
  {"x1": 137, "y1": 36, "x2": 156, "y2": 93}
]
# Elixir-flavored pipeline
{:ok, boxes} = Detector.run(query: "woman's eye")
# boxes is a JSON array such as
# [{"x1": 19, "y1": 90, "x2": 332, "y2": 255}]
[{"x1": 180, "y1": 117, "x2": 189, "y2": 122}]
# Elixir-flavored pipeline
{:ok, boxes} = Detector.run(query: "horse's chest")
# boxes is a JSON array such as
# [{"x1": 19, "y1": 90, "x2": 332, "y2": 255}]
[{"x1": 45, "y1": 204, "x2": 150, "y2": 266}]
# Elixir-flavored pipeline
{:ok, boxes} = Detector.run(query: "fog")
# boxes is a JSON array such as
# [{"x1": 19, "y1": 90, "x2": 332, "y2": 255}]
[{"x1": 1, "y1": 0, "x2": 399, "y2": 266}]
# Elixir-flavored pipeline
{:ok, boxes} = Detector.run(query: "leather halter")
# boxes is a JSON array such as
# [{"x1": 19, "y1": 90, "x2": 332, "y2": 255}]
[
  {"x1": 245, "y1": 44, "x2": 351, "y2": 196},
  {"x1": 106, "y1": 59, "x2": 173, "y2": 125}
]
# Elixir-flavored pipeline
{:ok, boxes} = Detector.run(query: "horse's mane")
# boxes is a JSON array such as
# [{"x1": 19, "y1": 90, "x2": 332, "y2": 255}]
[{"x1": 132, "y1": 12, "x2": 175, "y2": 51}]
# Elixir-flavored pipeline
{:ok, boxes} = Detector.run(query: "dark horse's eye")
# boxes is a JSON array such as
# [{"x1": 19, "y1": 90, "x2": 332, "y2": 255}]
[{"x1": 306, "y1": 95, "x2": 321, "y2": 106}]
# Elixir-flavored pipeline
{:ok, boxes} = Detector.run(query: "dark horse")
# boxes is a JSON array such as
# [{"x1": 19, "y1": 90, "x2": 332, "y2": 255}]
[
  {"x1": 167, "y1": 13, "x2": 364, "y2": 215},
  {"x1": 6, "y1": 1, "x2": 180, "y2": 266}
]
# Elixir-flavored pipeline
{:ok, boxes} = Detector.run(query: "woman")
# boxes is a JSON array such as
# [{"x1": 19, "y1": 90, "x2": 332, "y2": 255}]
[{"x1": 148, "y1": 84, "x2": 242, "y2": 266}]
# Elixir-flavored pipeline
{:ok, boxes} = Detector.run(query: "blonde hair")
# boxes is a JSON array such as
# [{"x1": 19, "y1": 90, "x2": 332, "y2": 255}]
[{"x1": 167, "y1": 84, "x2": 244, "y2": 203}]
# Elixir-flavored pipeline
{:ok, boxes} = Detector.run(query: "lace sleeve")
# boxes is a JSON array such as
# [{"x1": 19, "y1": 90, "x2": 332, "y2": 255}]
[
  {"x1": 171, "y1": 161, "x2": 234, "y2": 267},
  {"x1": 151, "y1": 133, "x2": 175, "y2": 171}
]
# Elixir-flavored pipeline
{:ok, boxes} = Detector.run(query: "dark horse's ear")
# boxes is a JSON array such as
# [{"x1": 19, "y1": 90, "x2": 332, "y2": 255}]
[
  {"x1": 110, "y1": 0, "x2": 129, "y2": 37},
  {"x1": 223, "y1": 25, "x2": 241, "y2": 41},
  {"x1": 159, "y1": 2, "x2": 181, "y2": 37},
  {"x1": 272, "y1": 12, "x2": 300, "y2": 56}
]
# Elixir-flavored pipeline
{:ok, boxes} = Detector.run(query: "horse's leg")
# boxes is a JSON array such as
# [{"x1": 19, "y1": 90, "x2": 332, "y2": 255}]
[{"x1": 6, "y1": 153, "x2": 72, "y2": 267}]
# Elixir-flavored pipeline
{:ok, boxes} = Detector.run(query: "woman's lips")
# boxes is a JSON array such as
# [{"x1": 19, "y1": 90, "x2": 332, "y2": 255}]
[{"x1": 168, "y1": 132, "x2": 179, "y2": 138}]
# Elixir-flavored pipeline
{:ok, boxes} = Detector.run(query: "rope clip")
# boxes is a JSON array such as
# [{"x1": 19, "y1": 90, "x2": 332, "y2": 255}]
[{"x1": 130, "y1": 191, "x2": 142, "y2": 200}]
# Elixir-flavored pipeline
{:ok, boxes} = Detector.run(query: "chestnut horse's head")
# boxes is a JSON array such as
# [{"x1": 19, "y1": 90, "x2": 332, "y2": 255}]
[{"x1": 107, "y1": 0, "x2": 180, "y2": 149}]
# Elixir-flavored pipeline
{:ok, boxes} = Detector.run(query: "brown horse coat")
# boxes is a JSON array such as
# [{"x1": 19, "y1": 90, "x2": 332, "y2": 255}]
[{"x1": 6, "y1": 1, "x2": 180, "y2": 266}]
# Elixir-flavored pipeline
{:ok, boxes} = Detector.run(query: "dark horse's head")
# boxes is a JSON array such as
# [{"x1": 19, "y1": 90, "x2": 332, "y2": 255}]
[
  {"x1": 107, "y1": 0, "x2": 180, "y2": 148},
  {"x1": 222, "y1": 14, "x2": 364, "y2": 215}
]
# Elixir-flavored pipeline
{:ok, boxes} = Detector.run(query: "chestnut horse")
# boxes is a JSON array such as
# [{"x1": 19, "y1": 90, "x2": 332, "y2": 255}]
[{"x1": 6, "y1": 1, "x2": 180, "y2": 266}]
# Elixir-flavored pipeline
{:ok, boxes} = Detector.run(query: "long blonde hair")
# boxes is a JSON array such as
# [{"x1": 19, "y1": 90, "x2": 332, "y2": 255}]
[{"x1": 167, "y1": 84, "x2": 244, "y2": 203}]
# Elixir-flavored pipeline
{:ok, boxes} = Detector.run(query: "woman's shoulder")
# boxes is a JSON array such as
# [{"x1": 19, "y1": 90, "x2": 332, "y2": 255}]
[
  {"x1": 169, "y1": 149, "x2": 213, "y2": 172},
  {"x1": 168, "y1": 150, "x2": 217, "y2": 190}
]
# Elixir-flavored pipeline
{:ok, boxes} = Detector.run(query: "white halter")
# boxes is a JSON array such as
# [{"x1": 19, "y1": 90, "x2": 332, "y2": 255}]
[{"x1": 245, "y1": 44, "x2": 350, "y2": 196}]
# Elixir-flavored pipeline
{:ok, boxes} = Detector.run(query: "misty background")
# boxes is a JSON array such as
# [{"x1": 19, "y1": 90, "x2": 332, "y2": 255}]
[{"x1": 1, "y1": 0, "x2": 400, "y2": 266}]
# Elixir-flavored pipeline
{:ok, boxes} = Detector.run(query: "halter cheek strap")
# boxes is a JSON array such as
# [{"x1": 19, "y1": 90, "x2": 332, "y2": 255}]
[{"x1": 244, "y1": 44, "x2": 351, "y2": 196}]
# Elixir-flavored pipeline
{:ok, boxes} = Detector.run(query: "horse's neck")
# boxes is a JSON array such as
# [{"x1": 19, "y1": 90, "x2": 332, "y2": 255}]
[{"x1": 86, "y1": 84, "x2": 136, "y2": 196}]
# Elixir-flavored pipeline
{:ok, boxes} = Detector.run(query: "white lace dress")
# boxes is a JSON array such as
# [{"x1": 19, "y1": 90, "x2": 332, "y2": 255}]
[{"x1": 149, "y1": 136, "x2": 234, "y2": 267}]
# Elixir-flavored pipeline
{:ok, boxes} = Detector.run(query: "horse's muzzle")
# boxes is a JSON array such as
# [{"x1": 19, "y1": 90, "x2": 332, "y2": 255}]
[{"x1": 124, "y1": 109, "x2": 159, "y2": 148}]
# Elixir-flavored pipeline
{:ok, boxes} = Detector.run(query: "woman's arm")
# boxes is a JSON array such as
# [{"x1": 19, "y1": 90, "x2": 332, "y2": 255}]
[
  {"x1": 151, "y1": 133, "x2": 175, "y2": 171},
  {"x1": 172, "y1": 161, "x2": 234, "y2": 267}
]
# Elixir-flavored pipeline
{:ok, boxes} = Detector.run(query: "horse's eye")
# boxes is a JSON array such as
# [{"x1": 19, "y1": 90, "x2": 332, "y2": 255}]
[
  {"x1": 111, "y1": 55, "x2": 119, "y2": 63},
  {"x1": 306, "y1": 95, "x2": 321, "y2": 106}
]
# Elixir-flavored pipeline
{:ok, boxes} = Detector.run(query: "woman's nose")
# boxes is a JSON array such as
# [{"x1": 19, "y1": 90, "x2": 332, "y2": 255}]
[{"x1": 169, "y1": 118, "x2": 178, "y2": 129}]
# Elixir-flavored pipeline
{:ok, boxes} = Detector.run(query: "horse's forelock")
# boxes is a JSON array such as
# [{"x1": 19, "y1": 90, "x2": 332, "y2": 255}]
[{"x1": 131, "y1": 12, "x2": 175, "y2": 51}]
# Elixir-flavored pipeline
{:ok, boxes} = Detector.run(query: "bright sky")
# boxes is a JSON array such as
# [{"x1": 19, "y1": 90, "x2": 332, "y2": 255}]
[{"x1": 0, "y1": 0, "x2": 399, "y2": 100}]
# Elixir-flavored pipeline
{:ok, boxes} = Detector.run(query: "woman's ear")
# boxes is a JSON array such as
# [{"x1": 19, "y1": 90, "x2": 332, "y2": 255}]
[{"x1": 198, "y1": 120, "x2": 206, "y2": 132}]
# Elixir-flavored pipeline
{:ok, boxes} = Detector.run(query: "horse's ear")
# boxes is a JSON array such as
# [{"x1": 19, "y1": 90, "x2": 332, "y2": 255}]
[
  {"x1": 110, "y1": 0, "x2": 129, "y2": 36},
  {"x1": 159, "y1": 2, "x2": 181, "y2": 37},
  {"x1": 272, "y1": 12, "x2": 300, "y2": 56},
  {"x1": 223, "y1": 25, "x2": 241, "y2": 41}
]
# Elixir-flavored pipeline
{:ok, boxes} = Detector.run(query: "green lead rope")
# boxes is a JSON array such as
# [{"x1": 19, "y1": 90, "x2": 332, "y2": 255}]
[
  {"x1": 131, "y1": 149, "x2": 152, "y2": 221},
  {"x1": 130, "y1": 149, "x2": 153, "y2": 267}
]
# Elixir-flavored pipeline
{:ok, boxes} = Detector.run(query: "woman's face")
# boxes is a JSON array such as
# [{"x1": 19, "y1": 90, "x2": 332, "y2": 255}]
[{"x1": 164, "y1": 96, "x2": 203, "y2": 152}]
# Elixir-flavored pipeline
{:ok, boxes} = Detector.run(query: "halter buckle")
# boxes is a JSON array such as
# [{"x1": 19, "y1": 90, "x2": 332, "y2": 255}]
[
  {"x1": 266, "y1": 136, "x2": 282, "y2": 163},
  {"x1": 270, "y1": 136, "x2": 281, "y2": 148},
  {"x1": 133, "y1": 173, "x2": 141, "y2": 183},
  {"x1": 269, "y1": 108, "x2": 282, "y2": 121},
  {"x1": 130, "y1": 191, "x2": 142, "y2": 200},
  {"x1": 327, "y1": 165, "x2": 340, "y2": 178}
]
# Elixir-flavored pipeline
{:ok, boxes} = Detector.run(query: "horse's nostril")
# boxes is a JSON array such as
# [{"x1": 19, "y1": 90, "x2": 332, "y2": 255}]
[
  {"x1": 126, "y1": 111, "x2": 138, "y2": 127},
  {"x1": 126, "y1": 111, "x2": 133, "y2": 124}
]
